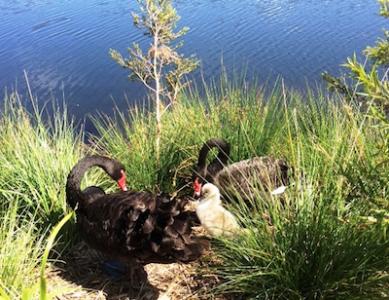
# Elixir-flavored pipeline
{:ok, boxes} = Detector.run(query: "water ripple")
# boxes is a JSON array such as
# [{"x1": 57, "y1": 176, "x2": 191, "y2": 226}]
[{"x1": 0, "y1": 0, "x2": 385, "y2": 120}]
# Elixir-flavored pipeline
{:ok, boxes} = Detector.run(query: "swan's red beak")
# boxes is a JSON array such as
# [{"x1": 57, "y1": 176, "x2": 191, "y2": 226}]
[
  {"x1": 193, "y1": 177, "x2": 202, "y2": 198},
  {"x1": 118, "y1": 170, "x2": 128, "y2": 192}
]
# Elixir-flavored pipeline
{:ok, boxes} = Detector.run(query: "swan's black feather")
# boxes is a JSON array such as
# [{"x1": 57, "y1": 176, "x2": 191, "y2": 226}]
[
  {"x1": 215, "y1": 156, "x2": 291, "y2": 196},
  {"x1": 76, "y1": 191, "x2": 205, "y2": 264}
]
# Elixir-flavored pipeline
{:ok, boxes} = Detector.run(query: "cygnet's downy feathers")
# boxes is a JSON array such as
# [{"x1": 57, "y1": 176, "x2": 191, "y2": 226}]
[{"x1": 195, "y1": 183, "x2": 241, "y2": 237}]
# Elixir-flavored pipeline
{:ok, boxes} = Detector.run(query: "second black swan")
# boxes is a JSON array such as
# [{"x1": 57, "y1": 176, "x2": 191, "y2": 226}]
[{"x1": 193, "y1": 138, "x2": 290, "y2": 199}]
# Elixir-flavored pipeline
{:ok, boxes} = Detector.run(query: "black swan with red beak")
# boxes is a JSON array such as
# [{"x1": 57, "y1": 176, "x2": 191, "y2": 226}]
[
  {"x1": 192, "y1": 139, "x2": 290, "y2": 199},
  {"x1": 192, "y1": 138, "x2": 230, "y2": 197},
  {"x1": 66, "y1": 155, "x2": 207, "y2": 285}
]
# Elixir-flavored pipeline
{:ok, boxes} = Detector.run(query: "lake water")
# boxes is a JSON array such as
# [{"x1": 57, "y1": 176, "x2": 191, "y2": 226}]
[{"x1": 0, "y1": 0, "x2": 385, "y2": 122}]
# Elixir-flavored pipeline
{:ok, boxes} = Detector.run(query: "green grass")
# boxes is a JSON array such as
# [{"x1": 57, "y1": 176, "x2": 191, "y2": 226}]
[
  {"x1": 209, "y1": 173, "x2": 388, "y2": 299},
  {"x1": 0, "y1": 92, "x2": 110, "y2": 298},
  {"x1": 0, "y1": 203, "x2": 45, "y2": 298},
  {"x1": 0, "y1": 79, "x2": 388, "y2": 298},
  {"x1": 0, "y1": 92, "x2": 83, "y2": 224}
]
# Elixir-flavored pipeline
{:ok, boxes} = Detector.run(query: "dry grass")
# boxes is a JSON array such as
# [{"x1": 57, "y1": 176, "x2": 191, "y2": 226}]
[{"x1": 45, "y1": 241, "x2": 224, "y2": 300}]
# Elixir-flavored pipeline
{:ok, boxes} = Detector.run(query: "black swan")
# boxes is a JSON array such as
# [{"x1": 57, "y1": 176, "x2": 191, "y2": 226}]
[
  {"x1": 66, "y1": 155, "x2": 207, "y2": 286},
  {"x1": 192, "y1": 138, "x2": 230, "y2": 196},
  {"x1": 193, "y1": 138, "x2": 290, "y2": 199}
]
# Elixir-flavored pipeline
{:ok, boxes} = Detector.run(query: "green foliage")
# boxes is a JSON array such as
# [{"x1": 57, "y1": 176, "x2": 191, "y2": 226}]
[
  {"x1": 0, "y1": 204, "x2": 45, "y2": 299},
  {"x1": 379, "y1": 0, "x2": 389, "y2": 18},
  {"x1": 110, "y1": 0, "x2": 198, "y2": 163},
  {"x1": 365, "y1": 30, "x2": 389, "y2": 65},
  {"x1": 0, "y1": 210, "x2": 74, "y2": 300},
  {"x1": 211, "y1": 203, "x2": 388, "y2": 299},
  {"x1": 201, "y1": 88, "x2": 389, "y2": 297},
  {"x1": 322, "y1": 1, "x2": 389, "y2": 210},
  {"x1": 39, "y1": 212, "x2": 74, "y2": 300},
  {"x1": 323, "y1": 0, "x2": 389, "y2": 113},
  {"x1": 0, "y1": 92, "x2": 82, "y2": 224},
  {"x1": 110, "y1": 0, "x2": 198, "y2": 105},
  {"x1": 0, "y1": 77, "x2": 388, "y2": 298},
  {"x1": 365, "y1": 1, "x2": 389, "y2": 64},
  {"x1": 0, "y1": 92, "x2": 114, "y2": 226}
]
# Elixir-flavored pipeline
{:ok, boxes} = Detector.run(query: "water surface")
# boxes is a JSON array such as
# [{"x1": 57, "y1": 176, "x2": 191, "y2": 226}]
[{"x1": 0, "y1": 0, "x2": 385, "y2": 121}]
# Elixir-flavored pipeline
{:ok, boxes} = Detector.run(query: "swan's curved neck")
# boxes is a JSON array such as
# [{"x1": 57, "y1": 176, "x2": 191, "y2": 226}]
[
  {"x1": 66, "y1": 156, "x2": 117, "y2": 209},
  {"x1": 197, "y1": 139, "x2": 230, "y2": 175}
]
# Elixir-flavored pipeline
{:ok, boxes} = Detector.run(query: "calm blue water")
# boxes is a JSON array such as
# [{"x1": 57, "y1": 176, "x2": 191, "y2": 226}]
[{"x1": 0, "y1": 0, "x2": 385, "y2": 121}]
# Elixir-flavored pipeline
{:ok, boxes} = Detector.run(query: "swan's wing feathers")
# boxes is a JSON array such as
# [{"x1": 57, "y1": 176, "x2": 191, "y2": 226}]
[
  {"x1": 127, "y1": 207, "x2": 141, "y2": 222},
  {"x1": 275, "y1": 158, "x2": 290, "y2": 185},
  {"x1": 216, "y1": 156, "x2": 291, "y2": 194},
  {"x1": 142, "y1": 216, "x2": 155, "y2": 234},
  {"x1": 136, "y1": 197, "x2": 208, "y2": 262},
  {"x1": 164, "y1": 224, "x2": 180, "y2": 238},
  {"x1": 76, "y1": 190, "x2": 209, "y2": 264},
  {"x1": 172, "y1": 218, "x2": 190, "y2": 235},
  {"x1": 82, "y1": 186, "x2": 105, "y2": 198}
]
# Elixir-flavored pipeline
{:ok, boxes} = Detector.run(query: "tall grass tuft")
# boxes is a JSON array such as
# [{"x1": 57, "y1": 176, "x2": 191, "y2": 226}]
[
  {"x1": 93, "y1": 78, "x2": 388, "y2": 298},
  {"x1": 0, "y1": 91, "x2": 114, "y2": 226},
  {"x1": 0, "y1": 203, "x2": 45, "y2": 298},
  {"x1": 0, "y1": 92, "x2": 84, "y2": 224},
  {"x1": 0, "y1": 92, "x2": 107, "y2": 298},
  {"x1": 210, "y1": 174, "x2": 388, "y2": 299}
]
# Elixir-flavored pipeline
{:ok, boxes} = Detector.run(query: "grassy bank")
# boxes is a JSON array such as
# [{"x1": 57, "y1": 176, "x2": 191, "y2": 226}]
[{"x1": 0, "y1": 79, "x2": 388, "y2": 298}]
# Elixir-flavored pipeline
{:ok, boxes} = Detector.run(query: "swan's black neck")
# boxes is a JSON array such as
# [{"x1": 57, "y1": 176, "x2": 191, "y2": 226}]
[
  {"x1": 66, "y1": 155, "x2": 123, "y2": 209},
  {"x1": 196, "y1": 138, "x2": 230, "y2": 179}
]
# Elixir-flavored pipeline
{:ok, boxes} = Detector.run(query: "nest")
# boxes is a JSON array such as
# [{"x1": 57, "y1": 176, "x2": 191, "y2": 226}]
[{"x1": 44, "y1": 240, "x2": 224, "y2": 300}]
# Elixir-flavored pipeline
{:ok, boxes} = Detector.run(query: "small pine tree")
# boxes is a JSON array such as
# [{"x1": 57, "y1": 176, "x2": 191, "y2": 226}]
[{"x1": 110, "y1": 0, "x2": 198, "y2": 163}]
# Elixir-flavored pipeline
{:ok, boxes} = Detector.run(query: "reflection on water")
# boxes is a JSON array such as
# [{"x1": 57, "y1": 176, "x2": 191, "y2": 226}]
[{"x1": 0, "y1": 0, "x2": 385, "y2": 120}]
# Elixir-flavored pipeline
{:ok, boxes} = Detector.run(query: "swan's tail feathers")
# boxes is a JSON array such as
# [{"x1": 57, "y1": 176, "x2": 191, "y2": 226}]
[{"x1": 271, "y1": 185, "x2": 287, "y2": 195}]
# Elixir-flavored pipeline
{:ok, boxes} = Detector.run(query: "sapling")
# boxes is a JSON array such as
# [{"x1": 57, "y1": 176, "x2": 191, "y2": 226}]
[{"x1": 110, "y1": 0, "x2": 198, "y2": 163}]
